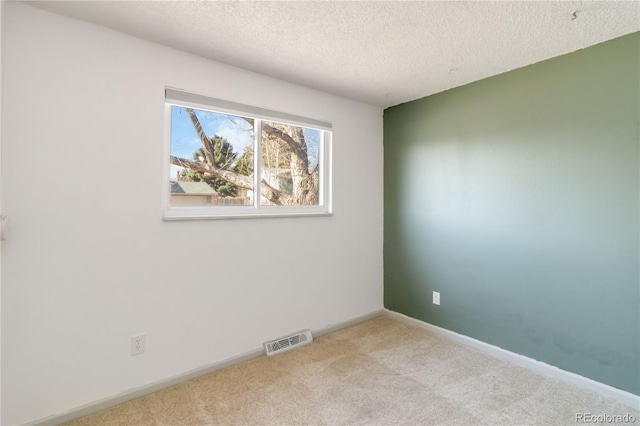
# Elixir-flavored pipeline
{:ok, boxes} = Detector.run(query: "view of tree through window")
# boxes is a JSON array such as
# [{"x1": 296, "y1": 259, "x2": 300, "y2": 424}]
[
  {"x1": 169, "y1": 105, "x2": 323, "y2": 209},
  {"x1": 260, "y1": 120, "x2": 320, "y2": 206}
]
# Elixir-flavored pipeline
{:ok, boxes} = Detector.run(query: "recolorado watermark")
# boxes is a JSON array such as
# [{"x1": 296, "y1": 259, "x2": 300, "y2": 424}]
[{"x1": 576, "y1": 413, "x2": 637, "y2": 423}]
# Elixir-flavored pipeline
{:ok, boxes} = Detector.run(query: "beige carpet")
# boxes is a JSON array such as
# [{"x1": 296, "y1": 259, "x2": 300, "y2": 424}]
[{"x1": 64, "y1": 315, "x2": 639, "y2": 425}]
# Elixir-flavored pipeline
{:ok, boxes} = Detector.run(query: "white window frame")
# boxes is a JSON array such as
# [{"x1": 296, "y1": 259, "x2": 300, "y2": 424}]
[{"x1": 163, "y1": 88, "x2": 333, "y2": 220}]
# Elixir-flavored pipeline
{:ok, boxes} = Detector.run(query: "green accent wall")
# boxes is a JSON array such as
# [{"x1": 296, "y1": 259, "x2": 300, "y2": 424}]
[{"x1": 384, "y1": 32, "x2": 640, "y2": 395}]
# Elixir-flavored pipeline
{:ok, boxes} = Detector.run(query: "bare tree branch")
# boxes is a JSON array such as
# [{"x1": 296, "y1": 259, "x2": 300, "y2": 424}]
[
  {"x1": 238, "y1": 116, "x2": 309, "y2": 167},
  {"x1": 262, "y1": 123, "x2": 309, "y2": 164},
  {"x1": 186, "y1": 108, "x2": 218, "y2": 168},
  {"x1": 171, "y1": 155, "x2": 294, "y2": 205},
  {"x1": 171, "y1": 156, "x2": 253, "y2": 190}
]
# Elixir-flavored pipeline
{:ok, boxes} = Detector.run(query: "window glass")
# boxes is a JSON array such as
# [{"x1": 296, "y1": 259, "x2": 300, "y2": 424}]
[
  {"x1": 164, "y1": 91, "x2": 332, "y2": 219},
  {"x1": 170, "y1": 106, "x2": 254, "y2": 207},
  {"x1": 260, "y1": 120, "x2": 320, "y2": 206}
]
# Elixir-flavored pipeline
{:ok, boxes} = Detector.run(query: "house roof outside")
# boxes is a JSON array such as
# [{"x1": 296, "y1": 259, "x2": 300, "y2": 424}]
[{"x1": 170, "y1": 181, "x2": 218, "y2": 196}]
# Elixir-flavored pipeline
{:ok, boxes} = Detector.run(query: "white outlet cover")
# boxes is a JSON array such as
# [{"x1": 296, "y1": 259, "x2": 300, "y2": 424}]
[
  {"x1": 433, "y1": 292, "x2": 440, "y2": 305},
  {"x1": 131, "y1": 333, "x2": 146, "y2": 356}
]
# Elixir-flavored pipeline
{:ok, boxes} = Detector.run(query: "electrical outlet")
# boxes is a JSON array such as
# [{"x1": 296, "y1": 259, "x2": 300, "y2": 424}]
[
  {"x1": 433, "y1": 291, "x2": 440, "y2": 305},
  {"x1": 131, "y1": 333, "x2": 146, "y2": 356}
]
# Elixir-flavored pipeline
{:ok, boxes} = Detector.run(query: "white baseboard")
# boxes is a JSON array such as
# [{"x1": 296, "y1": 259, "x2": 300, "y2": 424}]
[
  {"x1": 313, "y1": 308, "x2": 386, "y2": 338},
  {"x1": 28, "y1": 309, "x2": 386, "y2": 426},
  {"x1": 385, "y1": 309, "x2": 640, "y2": 410},
  {"x1": 28, "y1": 347, "x2": 264, "y2": 426}
]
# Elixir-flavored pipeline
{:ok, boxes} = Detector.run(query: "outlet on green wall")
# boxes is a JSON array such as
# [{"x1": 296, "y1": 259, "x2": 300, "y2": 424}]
[{"x1": 384, "y1": 32, "x2": 640, "y2": 395}]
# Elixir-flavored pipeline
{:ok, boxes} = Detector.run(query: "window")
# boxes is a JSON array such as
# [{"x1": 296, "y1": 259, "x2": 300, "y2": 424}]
[{"x1": 163, "y1": 88, "x2": 332, "y2": 219}]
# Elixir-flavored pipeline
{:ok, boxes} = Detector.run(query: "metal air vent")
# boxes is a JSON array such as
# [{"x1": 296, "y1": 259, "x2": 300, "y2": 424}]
[{"x1": 264, "y1": 330, "x2": 313, "y2": 356}]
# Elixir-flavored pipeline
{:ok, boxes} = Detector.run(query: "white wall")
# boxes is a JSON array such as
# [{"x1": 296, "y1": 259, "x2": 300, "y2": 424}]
[
  {"x1": 0, "y1": 1, "x2": 4, "y2": 422},
  {"x1": 1, "y1": 3, "x2": 383, "y2": 424}
]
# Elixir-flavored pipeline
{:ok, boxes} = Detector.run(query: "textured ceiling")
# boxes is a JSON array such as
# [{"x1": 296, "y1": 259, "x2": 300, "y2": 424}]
[{"x1": 26, "y1": 1, "x2": 640, "y2": 108}]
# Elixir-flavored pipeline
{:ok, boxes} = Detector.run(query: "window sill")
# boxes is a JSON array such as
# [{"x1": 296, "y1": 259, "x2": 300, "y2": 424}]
[{"x1": 163, "y1": 206, "x2": 332, "y2": 221}]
